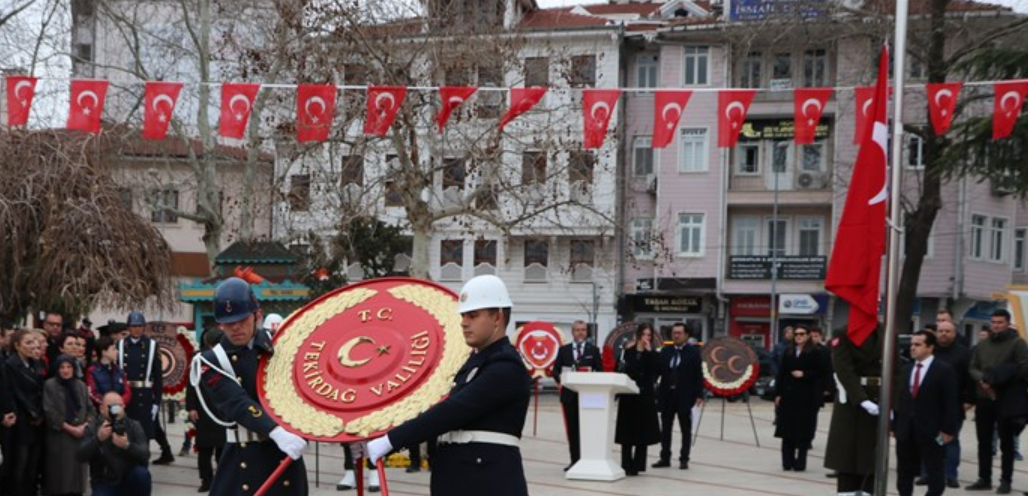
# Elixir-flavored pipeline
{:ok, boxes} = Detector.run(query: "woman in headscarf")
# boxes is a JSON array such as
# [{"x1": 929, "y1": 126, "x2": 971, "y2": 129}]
[{"x1": 43, "y1": 354, "x2": 95, "y2": 496}]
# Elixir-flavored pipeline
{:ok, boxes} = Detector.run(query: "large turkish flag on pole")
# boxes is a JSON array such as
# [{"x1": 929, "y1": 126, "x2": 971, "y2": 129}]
[{"x1": 825, "y1": 45, "x2": 890, "y2": 347}]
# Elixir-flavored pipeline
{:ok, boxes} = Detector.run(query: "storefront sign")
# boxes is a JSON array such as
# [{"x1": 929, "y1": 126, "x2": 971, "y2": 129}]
[
  {"x1": 730, "y1": 0, "x2": 826, "y2": 21},
  {"x1": 739, "y1": 119, "x2": 831, "y2": 140},
  {"x1": 727, "y1": 256, "x2": 827, "y2": 280},
  {"x1": 731, "y1": 296, "x2": 771, "y2": 317},
  {"x1": 629, "y1": 294, "x2": 703, "y2": 314},
  {"x1": 778, "y1": 294, "x2": 820, "y2": 315}
]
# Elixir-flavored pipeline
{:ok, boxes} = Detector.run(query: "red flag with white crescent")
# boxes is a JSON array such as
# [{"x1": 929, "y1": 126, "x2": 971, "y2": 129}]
[
  {"x1": 652, "y1": 91, "x2": 692, "y2": 149},
  {"x1": 793, "y1": 88, "x2": 832, "y2": 145},
  {"x1": 68, "y1": 79, "x2": 109, "y2": 134},
  {"x1": 5, "y1": 76, "x2": 37, "y2": 127},
  {"x1": 143, "y1": 81, "x2": 183, "y2": 141},
  {"x1": 436, "y1": 86, "x2": 477, "y2": 132},
  {"x1": 853, "y1": 86, "x2": 875, "y2": 145},
  {"x1": 926, "y1": 82, "x2": 962, "y2": 136},
  {"x1": 499, "y1": 87, "x2": 547, "y2": 131},
  {"x1": 364, "y1": 86, "x2": 406, "y2": 136},
  {"x1": 993, "y1": 81, "x2": 1028, "y2": 140},
  {"x1": 582, "y1": 89, "x2": 621, "y2": 149},
  {"x1": 717, "y1": 90, "x2": 756, "y2": 148},
  {"x1": 219, "y1": 83, "x2": 261, "y2": 139},
  {"x1": 825, "y1": 45, "x2": 890, "y2": 348},
  {"x1": 296, "y1": 84, "x2": 337, "y2": 142}
]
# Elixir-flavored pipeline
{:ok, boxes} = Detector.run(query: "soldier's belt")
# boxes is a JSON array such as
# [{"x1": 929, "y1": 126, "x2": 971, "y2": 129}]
[
  {"x1": 226, "y1": 427, "x2": 269, "y2": 444},
  {"x1": 859, "y1": 377, "x2": 882, "y2": 387},
  {"x1": 128, "y1": 381, "x2": 153, "y2": 389},
  {"x1": 437, "y1": 430, "x2": 520, "y2": 447}
]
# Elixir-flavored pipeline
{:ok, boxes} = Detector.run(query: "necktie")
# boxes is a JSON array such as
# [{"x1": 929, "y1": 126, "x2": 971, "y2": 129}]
[
  {"x1": 912, "y1": 363, "x2": 922, "y2": 398},
  {"x1": 575, "y1": 344, "x2": 582, "y2": 362},
  {"x1": 672, "y1": 348, "x2": 681, "y2": 369}
]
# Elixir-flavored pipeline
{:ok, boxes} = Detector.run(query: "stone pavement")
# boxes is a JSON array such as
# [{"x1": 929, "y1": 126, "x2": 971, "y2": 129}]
[{"x1": 149, "y1": 394, "x2": 1019, "y2": 495}]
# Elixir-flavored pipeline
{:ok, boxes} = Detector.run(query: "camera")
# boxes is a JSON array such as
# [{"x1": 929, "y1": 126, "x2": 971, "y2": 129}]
[{"x1": 108, "y1": 405, "x2": 126, "y2": 435}]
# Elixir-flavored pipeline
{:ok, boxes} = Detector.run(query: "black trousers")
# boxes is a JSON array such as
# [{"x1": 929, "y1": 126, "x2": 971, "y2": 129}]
[
  {"x1": 10, "y1": 442, "x2": 41, "y2": 496},
  {"x1": 153, "y1": 421, "x2": 172, "y2": 454},
  {"x1": 837, "y1": 472, "x2": 875, "y2": 493},
  {"x1": 896, "y1": 433, "x2": 944, "y2": 496},
  {"x1": 781, "y1": 439, "x2": 809, "y2": 470},
  {"x1": 561, "y1": 399, "x2": 581, "y2": 464},
  {"x1": 619, "y1": 444, "x2": 648, "y2": 474},
  {"x1": 659, "y1": 405, "x2": 692, "y2": 462},
  {"x1": 975, "y1": 400, "x2": 1024, "y2": 483},
  {"x1": 198, "y1": 446, "x2": 224, "y2": 483},
  {"x1": 409, "y1": 439, "x2": 437, "y2": 468}
]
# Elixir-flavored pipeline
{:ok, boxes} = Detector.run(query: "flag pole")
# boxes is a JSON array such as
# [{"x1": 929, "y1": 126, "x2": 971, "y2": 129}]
[{"x1": 875, "y1": 0, "x2": 911, "y2": 493}]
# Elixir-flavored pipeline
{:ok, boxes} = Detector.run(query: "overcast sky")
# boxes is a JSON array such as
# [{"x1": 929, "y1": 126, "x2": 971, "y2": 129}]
[{"x1": 536, "y1": 0, "x2": 1027, "y2": 12}]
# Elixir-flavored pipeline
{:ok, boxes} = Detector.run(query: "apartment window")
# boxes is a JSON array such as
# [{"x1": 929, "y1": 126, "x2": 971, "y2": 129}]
[
  {"x1": 991, "y1": 217, "x2": 1008, "y2": 262},
  {"x1": 474, "y1": 240, "x2": 497, "y2": 267},
  {"x1": 524, "y1": 239, "x2": 549, "y2": 283},
  {"x1": 772, "y1": 141, "x2": 790, "y2": 174},
  {"x1": 906, "y1": 134, "x2": 925, "y2": 170},
  {"x1": 440, "y1": 240, "x2": 463, "y2": 266},
  {"x1": 74, "y1": 43, "x2": 93, "y2": 64},
  {"x1": 636, "y1": 54, "x2": 658, "y2": 88},
  {"x1": 740, "y1": 52, "x2": 763, "y2": 89},
  {"x1": 150, "y1": 189, "x2": 179, "y2": 223},
  {"x1": 477, "y1": 64, "x2": 503, "y2": 118},
  {"x1": 773, "y1": 53, "x2": 792, "y2": 80},
  {"x1": 630, "y1": 218, "x2": 654, "y2": 258},
  {"x1": 909, "y1": 56, "x2": 927, "y2": 80},
  {"x1": 442, "y1": 158, "x2": 466, "y2": 190},
  {"x1": 341, "y1": 155, "x2": 364, "y2": 186},
  {"x1": 678, "y1": 213, "x2": 705, "y2": 256},
  {"x1": 633, "y1": 137, "x2": 654, "y2": 176},
  {"x1": 798, "y1": 217, "x2": 824, "y2": 256},
  {"x1": 971, "y1": 214, "x2": 986, "y2": 260},
  {"x1": 445, "y1": 64, "x2": 472, "y2": 86},
  {"x1": 569, "y1": 151, "x2": 595, "y2": 190},
  {"x1": 731, "y1": 216, "x2": 759, "y2": 256},
  {"x1": 569, "y1": 55, "x2": 596, "y2": 88},
  {"x1": 766, "y1": 218, "x2": 787, "y2": 257},
  {"x1": 570, "y1": 239, "x2": 595, "y2": 267},
  {"x1": 524, "y1": 57, "x2": 549, "y2": 87},
  {"x1": 801, "y1": 142, "x2": 825, "y2": 172},
  {"x1": 736, "y1": 143, "x2": 760, "y2": 175},
  {"x1": 1015, "y1": 228, "x2": 1027, "y2": 271},
  {"x1": 803, "y1": 49, "x2": 827, "y2": 87},
  {"x1": 522, "y1": 151, "x2": 546, "y2": 185},
  {"x1": 384, "y1": 181, "x2": 403, "y2": 207},
  {"x1": 288, "y1": 175, "x2": 310, "y2": 212},
  {"x1": 679, "y1": 128, "x2": 708, "y2": 172},
  {"x1": 343, "y1": 63, "x2": 367, "y2": 113},
  {"x1": 683, "y1": 46, "x2": 709, "y2": 85}
]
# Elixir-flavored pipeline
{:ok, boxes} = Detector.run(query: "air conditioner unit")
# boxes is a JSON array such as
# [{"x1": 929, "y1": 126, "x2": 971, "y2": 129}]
[
  {"x1": 796, "y1": 172, "x2": 827, "y2": 190},
  {"x1": 646, "y1": 174, "x2": 658, "y2": 194}
]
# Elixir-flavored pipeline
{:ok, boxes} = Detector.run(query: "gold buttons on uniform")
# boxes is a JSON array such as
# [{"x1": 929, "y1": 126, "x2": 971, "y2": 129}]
[
  {"x1": 237, "y1": 376, "x2": 243, "y2": 382},
  {"x1": 283, "y1": 481, "x2": 290, "y2": 487},
  {"x1": 240, "y1": 462, "x2": 247, "y2": 469},
  {"x1": 240, "y1": 442, "x2": 247, "y2": 449},
  {"x1": 242, "y1": 484, "x2": 249, "y2": 491},
  {"x1": 232, "y1": 355, "x2": 238, "y2": 362},
  {"x1": 476, "y1": 457, "x2": 482, "y2": 464}
]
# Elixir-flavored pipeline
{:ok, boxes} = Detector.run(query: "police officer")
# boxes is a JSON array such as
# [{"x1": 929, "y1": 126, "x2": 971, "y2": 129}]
[
  {"x1": 365, "y1": 275, "x2": 532, "y2": 496},
  {"x1": 119, "y1": 311, "x2": 174, "y2": 464},
  {"x1": 194, "y1": 277, "x2": 308, "y2": 496}
]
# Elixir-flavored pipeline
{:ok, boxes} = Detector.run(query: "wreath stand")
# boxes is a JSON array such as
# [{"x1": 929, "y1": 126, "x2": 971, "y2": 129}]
[{"x1": 691, "y1": 392, "x2": 761, "y2": 447}]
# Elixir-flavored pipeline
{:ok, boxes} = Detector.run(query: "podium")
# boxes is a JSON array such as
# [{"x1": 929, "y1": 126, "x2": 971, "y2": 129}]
[{"x1": 562, "y1": 371, "x2": 639, "y2": 481}]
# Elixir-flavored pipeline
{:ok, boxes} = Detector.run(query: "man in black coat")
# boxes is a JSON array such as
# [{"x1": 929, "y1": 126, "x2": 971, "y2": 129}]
[
  {"x1": 77, "y1": 391, "x2": 152, "y2": 496},
  {"x1": 894, "y1": 331, "x2": 959, "y2": 496},
  {"x1": 922, "y1": 320, "x2": 972, "y2": 488},
  {"x1": 552, "y1": 320, "x2": 604, "y2": 470},
  {"x1": 653, "y1": 322, "x2": 704, "y2": 470}
]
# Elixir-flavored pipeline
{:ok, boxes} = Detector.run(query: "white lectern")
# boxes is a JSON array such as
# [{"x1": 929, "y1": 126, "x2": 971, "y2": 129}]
[{"x1": 562, "y1": 371, "x2": 639, "y2": 481}]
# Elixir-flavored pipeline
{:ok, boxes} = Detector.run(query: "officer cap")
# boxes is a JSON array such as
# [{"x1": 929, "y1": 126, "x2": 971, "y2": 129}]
[
  {"x1": 214, "y1": 277, "x2": 260, "y2": 324},
  {"x1": 126, "y1": 311, "x2": 146, "y2": 327}
]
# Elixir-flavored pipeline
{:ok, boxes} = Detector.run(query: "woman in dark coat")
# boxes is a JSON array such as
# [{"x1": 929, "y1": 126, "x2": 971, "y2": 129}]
[
  {"x1": 187, "y1": 328, "x2": 227, "y2": 492},
  {"x1": 3, "y1": 328, "x2": 47, "y2": 496},
  {"x1": 774, "y1": 325, "x2": 825, "y2": 471},
  {"x1": 42, "y1": 354, "x2": 95, "y2": 496},
  {"x1": 614, "y1": 322, "x2": 661, "y2": 476}
]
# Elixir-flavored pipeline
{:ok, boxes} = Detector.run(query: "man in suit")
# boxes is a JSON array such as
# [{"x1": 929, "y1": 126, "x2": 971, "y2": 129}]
[
  {"x1": 894, "y1": 330, "x2": 959, "y2": 496},
  {"x1": 552, "y1": 320, "x2": 604, "y2": 471},
  {"x1": 653, "y1": 322, "x2": 704, "y2": 470}
]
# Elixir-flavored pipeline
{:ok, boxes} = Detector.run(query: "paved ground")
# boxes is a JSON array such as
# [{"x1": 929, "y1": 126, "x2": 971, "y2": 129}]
[{"x1": 148, "y1": 394, "x2": 1020, "y2": 495}]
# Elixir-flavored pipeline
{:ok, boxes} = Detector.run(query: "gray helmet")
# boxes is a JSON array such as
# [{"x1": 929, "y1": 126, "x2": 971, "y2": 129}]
[
  {"x1": 214, "y1": 277, "x2": 260, "y2": 324},
  {"x1": 126, "y1": 311, "x2": 146, "y2": 327}
]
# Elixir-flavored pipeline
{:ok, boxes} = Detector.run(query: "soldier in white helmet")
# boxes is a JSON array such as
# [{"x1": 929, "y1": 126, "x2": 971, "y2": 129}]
[{"x1": 363, "y1": 275, "x2": 532, "y2": 496}]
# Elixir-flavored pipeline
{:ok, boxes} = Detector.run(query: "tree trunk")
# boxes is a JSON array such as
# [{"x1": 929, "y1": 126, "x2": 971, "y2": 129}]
[
  {"x1": 196, "y1": 0, "x2": 221, "y2": 272},
  {"x1": 409, "y1": 210, "x2": 432, "y2": 280}
]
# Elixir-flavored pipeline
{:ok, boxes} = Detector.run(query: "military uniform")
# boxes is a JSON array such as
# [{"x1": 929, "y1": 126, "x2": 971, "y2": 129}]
[
  {"x1": 387, "y1": 337, "x2": 532, "y2": 496},
  {"x1": 197, "y1": 328, "x2": 307, "y2": 496},
  {"x1": 119, "y1": 336, "x2": 163, "y2": 439}
]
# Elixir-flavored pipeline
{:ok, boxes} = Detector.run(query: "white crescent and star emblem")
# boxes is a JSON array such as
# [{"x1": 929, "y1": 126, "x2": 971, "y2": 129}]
[
  {"x1": 447, "y1": 95, "x2": 465, "y2": 106},
  {"x1": 867, "y1": 121, "x2": 889, "y2": 206},
  {"x1": 590, "y1": 101, "x2": 611, "y2": 123},
  {"x1": 152, "y1": 94, "x2": 174, "y2": 122},
  {"x1": 77, "y1": 90, "x2": 99, "y2": 115},
  {"x1": 1000, "y1": 91, "x2": 1022, "y2": 117},
  {"x1": 934, "y1": 88, "x2": 953, "y2": 117},
  {"x1": 304, "y1": 95, "x2": 327, "y2": 123},
  {"x1": 725, "y1": 101, "x2": 745, "y2": 129},
  {"x1": 375, "y1": 92, "x2": 396, "y2": 114},
  {"x1": 14, "y1": 80, "x2": 32, "y2": 106},
  {"x1": 862, "y1": 98, "x2": 874, "y2": 117},
  {"x1": 801, "y1": 98, "x2": 823, "y2": 126},
  {"x1": 229, "y1": 94, "x2": 252, "y2": 121},
  {"x1": 661, "y1": 102, "x2": 682, "y2": 130}
]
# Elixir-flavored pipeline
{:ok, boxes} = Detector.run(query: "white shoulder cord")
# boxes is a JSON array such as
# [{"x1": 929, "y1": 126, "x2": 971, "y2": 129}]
[{"x1": 188, "y1": 344, "x2": 241, "y2": 428}]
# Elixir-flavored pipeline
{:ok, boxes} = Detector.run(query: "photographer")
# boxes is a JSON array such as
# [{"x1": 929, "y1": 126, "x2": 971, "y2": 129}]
[{"x1": 77, "y1": 391, "x2": 151, "y2": 496}]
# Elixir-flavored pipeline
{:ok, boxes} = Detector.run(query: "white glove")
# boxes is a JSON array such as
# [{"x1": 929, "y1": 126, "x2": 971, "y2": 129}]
[
  {"x1": 860, "y1": 400, "x2": 880, "y2": 416},
  {"x1": 367, "y1": 435, "x2": 393, "y2": 465},
  {"x1": 270, "y1": 427, "x2": 307, "y2": 460},
  {"x1": 151, "y1": 405, "x2": 159, "y2": 420}
]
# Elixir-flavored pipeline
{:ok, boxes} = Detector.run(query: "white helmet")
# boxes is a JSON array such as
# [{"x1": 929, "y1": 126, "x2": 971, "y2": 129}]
[
  {"x1": 457, "y1": 275, "x2": 513, "y2": 313},
  {"x1": 263, "y1": 313, "x2": 284, "y2": 331}
]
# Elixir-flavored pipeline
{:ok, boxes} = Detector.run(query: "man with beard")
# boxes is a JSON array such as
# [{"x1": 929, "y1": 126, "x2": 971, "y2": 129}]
[{"x1": 552, "y1": 320, "x2": 603, "y2": 471}]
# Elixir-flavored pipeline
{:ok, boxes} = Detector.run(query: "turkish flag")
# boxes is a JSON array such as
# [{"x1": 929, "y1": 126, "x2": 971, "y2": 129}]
[
  {"x1": 582, "y1": 89, "x2": 621, "y2": 149},
  {"x1": 825, "y1": 45, "x2": 890, "y2": 347},
  {"x1": 142, "y1": 81, "x2": 183, "y2": 141},
  {"x1": 652, "y1": 91, "x2": 692, "y2": 149},
  {"x1": 67, "y1": 79, "x2": 109, "y2": 134},
  {"x1": 498, "y1": 87, "x2": 547, "y2": 131},
  {"x1": 853, "y1": 86, "x2": 875, "y2": 145},
  {"x1": 296, "y1": 84, "x2": 337, "y2": 142},
  {"x1": 364, "y1": 86, "x2": 406, "y2": 136},
  {"x1": 5, "y1": 76, "x2": 37, "y2": 126},
  {"x1": 436, "y1": 86, "x2": 477, "y2": 131},
  {"x1": 993, "y1": 81, "x2": 1028, "y2": 140},
  {"x1": 717, "y1": 90, "x2": 756, "y2": 148},
  {"x1": 926, "y1": 82, "x2": 962, "y2": 136},
  {"x1": 793, "y1": 88, "x2": 832, "y2": 145},
  {"x1": 219, "y1": 83, "x2": 261, "y2": 139}
]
